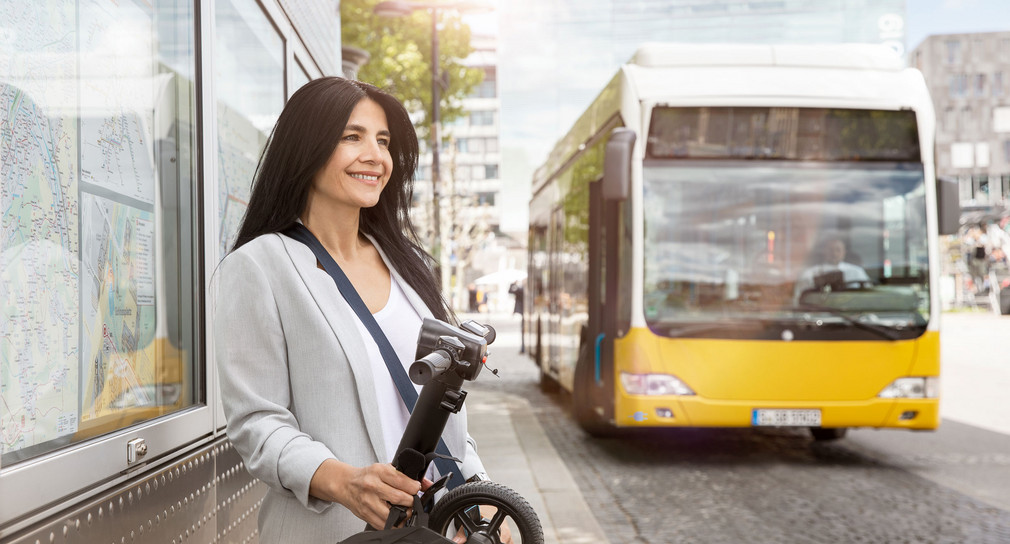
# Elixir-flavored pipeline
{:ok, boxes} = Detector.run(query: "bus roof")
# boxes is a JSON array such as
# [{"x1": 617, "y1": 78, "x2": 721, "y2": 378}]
[
  {"x1": 630, "y1": 42, "x2": 906, "y2": 71},
  {"x1": 532, "y1": 43, "x2": 933, "y2": 195}
]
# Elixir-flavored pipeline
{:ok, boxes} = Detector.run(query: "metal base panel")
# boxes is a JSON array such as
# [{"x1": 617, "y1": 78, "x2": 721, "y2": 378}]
[{"x1": 2, "y1": 438, "x2": 268, "y2": 544}]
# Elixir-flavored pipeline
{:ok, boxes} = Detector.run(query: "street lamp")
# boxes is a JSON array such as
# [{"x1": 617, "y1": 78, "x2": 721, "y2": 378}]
[{"x1": 373, "y1": 0, "x2": 493, "y2": 256}]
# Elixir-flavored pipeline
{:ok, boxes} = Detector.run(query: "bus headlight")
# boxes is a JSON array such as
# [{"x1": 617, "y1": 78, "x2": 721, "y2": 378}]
[
  {"x1": 877, "y1": 377, "x2": 938, "y2": 399},
  {"x1": 620, "y1": 372, "x2": 695, "y2": 396}
]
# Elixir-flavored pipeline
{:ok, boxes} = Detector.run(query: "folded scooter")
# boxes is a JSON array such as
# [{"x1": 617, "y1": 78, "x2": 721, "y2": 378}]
[{"x1": 339, "y1": 318, "x2": 543, "y2": 544}]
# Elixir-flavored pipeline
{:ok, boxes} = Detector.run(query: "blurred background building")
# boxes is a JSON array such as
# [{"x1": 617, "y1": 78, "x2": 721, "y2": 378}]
[
  {"x1": 412, "y1": 33, "x2": 524, "y2": 312},
  {"x1": 911, "y1": 31, "x2": 1010, "y2": 310},
  {"x1": 911, "y1": 32, "x2": 1010, "y2": 211}
]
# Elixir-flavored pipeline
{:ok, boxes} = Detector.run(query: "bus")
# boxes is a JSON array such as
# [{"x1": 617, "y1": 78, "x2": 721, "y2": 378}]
[{"x1": 525, "y1": 43, "x2": 961, "y2": 439}]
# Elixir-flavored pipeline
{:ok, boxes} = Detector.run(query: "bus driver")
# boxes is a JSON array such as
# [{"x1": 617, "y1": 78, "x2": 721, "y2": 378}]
[{"x1": 794, "y1": 235, "x2": 871, "y2": 301}]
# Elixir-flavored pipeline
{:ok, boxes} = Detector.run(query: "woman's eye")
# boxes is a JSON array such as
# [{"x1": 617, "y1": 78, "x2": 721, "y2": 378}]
[
  {"x1": 342, "y1": 134, "x2": 359, "y2": 141},
  {"x1": 378, "y1": 138, "x2": 390, "y2": 147}
]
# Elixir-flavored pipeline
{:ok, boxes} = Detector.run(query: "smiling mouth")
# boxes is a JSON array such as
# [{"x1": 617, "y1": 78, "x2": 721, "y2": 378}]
[{"x1": 350, "y1": 173, "x2": 380, "y2": 182}]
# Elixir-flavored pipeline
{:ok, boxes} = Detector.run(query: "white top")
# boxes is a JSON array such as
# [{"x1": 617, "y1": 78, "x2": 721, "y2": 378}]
[
  {"x1": 794, "y1": 262, "x2": 871, "y2": 301},
  {"x1": 349, "y1": 277, "x2": 436, "y2": 478}
]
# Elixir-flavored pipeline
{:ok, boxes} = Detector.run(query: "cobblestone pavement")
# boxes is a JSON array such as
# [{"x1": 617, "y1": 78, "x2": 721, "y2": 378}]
[{"x1": 466, "y1": 313, "x2": 1010, "y2": 544}]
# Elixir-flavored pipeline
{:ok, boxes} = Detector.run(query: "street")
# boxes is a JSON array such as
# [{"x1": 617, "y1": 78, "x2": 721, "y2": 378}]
[{"x1": 467, "y1": 311, "x2": 1010, "y2": 544}]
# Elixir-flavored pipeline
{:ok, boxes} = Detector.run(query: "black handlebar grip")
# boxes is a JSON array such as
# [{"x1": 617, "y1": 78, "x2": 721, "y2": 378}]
[{"x1": 409, "y1": 349, "x2": 452, "y2": 385}]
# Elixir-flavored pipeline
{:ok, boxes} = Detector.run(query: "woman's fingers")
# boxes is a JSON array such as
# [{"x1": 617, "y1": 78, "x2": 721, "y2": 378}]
[
  {"x1": 374, "y1": 466, "x2": 420, "y2": 507},
  {"x1": 343, "y1": 464, "x2": 423, "y2": 527}
]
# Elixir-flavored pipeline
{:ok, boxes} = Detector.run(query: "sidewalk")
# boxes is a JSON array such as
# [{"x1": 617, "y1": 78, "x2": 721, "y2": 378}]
[
  {"x1": 939, "y1": 311, "x2": 1010, "y2": 436},
  {"x1": 467, "y1": 387, "x2": 608, "y2": 544}
]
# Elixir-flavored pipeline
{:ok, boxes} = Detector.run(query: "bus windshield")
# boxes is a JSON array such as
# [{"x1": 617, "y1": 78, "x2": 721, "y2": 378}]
[{"x1": 642, "y1": 162, "x2": 930, "y2": 341}]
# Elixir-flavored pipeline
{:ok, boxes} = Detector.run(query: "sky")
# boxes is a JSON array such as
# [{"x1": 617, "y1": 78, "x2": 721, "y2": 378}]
[
  {"x1": 906, "y1": 0, "x2": 1010, "y2": 51},
  {"x1": 462, "y1": 0, "x2": 1010, "y2": 233}
]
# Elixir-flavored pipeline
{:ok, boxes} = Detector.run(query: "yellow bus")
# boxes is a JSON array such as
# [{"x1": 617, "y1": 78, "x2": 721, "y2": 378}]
[{"x1": 525, "y1": 43, "x2": 961, "y2": 439}]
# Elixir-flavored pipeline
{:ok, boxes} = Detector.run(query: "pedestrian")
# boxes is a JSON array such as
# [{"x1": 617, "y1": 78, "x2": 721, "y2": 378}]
[
  {"x1": 476, "y1": 285, "x2": 487, "y2": 313},
  {"x1": 964, "y1": 224, "x2": 989, "y2": 293},
  {"x1": 508, "y1": 281, "x2": 524, "y2": 315},
  {"x1": 214, "y1": 77, "x2": 510, "y2": 544},
  {"x1": 509, "y1": 281, "x2": 526, "y2": 353},
  {"x1": 467, "y1": 283, "x2": 478, "y2": 312}
]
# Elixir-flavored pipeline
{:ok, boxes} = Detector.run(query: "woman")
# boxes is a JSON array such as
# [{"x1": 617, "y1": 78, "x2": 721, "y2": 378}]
[{"x1": 215, "y1": 77, "x2": 506, "y2": 543}]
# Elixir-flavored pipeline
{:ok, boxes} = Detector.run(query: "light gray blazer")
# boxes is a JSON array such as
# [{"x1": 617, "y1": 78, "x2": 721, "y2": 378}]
[{"x1": 214, "y1": 232, "x2": 486, "y2": 544}]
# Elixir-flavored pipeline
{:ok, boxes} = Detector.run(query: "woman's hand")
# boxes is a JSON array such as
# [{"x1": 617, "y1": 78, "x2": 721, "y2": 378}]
[
  {"x1": 310, "y1": 460, "x2": 421, "y2": 529},
  {"x1": 451, "y1": 505, "x2": 514, "y2": 544}
]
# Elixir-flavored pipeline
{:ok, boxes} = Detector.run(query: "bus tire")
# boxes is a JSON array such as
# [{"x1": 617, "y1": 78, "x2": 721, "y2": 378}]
[
  {"x1": 810, "y1": 427, "x2": 848, "y2": 441},
  {"x1": 573, "y1": 340, "x2": 613, "y2": 437}
]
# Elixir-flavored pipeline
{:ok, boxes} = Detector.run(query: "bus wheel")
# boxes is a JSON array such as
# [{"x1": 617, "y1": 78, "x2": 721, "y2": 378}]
[
  {"x1": 573, "y1": 341, "x2": 613, "y2": 437},
  {"x1": 810, "y1": 427, "x2": 848, "y2": 441}
]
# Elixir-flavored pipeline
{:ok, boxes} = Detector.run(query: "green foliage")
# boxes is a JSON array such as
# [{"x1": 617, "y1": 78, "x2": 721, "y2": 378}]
[{"x1": 341, "y1": 0, "x2": 485, "y2": 140}]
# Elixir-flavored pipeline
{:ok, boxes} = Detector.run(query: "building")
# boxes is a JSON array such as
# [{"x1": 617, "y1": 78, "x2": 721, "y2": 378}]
[
  {"x1": 0, "y1": 0, "x2": 340, "y2": 540},
  {"x1": 911, "y1": 32, "x2": 1010, "y2": 210},
  {"x1": 412, "y1": 33, "x2": 523, "y2": 311}
]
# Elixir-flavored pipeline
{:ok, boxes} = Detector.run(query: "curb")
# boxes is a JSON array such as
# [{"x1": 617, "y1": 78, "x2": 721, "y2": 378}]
[{"x1": 467, "y1": 391, "x2": 610, "y2": 544}]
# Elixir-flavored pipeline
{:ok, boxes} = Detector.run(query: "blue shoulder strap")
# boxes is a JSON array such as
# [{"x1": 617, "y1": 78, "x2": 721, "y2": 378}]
[{"x1": 284, "y1": 224, "x2": 465, "y2": 489}]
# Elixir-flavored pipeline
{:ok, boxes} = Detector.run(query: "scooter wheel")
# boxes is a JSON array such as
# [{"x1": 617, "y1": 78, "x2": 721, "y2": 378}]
[{"x1": 427, "y1": 481, "x2": 543, "y2": 544}]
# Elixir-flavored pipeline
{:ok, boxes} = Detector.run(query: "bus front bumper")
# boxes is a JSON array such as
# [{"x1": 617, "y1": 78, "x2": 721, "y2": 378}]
[{"x1": 615, "y1": 395, "x2": 939, "y2": 430}]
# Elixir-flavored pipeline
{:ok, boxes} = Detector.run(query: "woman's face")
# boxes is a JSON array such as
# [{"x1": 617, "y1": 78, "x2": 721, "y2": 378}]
[{"x1": 310, "y1": 98, "x2": 394, "y2": 212}]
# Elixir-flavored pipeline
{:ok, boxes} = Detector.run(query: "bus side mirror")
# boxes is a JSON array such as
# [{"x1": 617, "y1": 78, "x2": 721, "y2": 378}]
[
  {"x1": 603, "y1": 128, "x2": 636, "y2": 201},
  {"x1": 936, "y1": 176, "x2": 960, "y2": 235}
]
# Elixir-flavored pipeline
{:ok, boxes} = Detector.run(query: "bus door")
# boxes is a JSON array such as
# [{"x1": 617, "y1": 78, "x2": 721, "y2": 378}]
[
  {"x1": 528, "y1": 225, "x2": 548, "y2": 366},
  {"x1": 547, "y1": 207, "x2": 565, "y2": 376},
  {"x1": 586, "y1": 180, "x2": 603, "y2": 359},
  {"x1": 572, "y1": 177, "x2": 614, "y2": 431}
]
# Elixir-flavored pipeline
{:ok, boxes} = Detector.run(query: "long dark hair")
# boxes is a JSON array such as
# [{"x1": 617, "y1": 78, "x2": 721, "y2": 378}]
[{"x1": 231, "y1": 77, "x2": 453, "y2": 323}]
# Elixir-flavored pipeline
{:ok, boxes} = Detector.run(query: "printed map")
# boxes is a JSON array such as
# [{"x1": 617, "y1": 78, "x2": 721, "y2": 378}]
[
  {"x1": 79, "y1": 193, "x2": 156, "y2": 421},
  {"x1": 1, "y1": 0, "x2": 160, "y2": 461},
  {"x1": 0, "y1": 0, "x2": 81, "y2": 458},
  {"x1": 79, "y1": 0, "x2": 156, "y2": 205}
]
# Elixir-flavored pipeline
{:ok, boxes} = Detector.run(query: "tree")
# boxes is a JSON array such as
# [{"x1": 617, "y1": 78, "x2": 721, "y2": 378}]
[{"x1": 340, "y1": 0, "x2": 485, "y2": 140}]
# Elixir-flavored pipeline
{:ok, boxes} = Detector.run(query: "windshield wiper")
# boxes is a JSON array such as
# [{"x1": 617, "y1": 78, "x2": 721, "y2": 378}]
[{"x1": 793, "y1": 303, "x2": 901, "y2": 341}]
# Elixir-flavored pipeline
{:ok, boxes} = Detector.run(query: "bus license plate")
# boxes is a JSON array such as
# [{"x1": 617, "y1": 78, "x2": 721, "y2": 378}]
[{"x1": 752, "y1": 409, "x2": 821, "y2": 427}]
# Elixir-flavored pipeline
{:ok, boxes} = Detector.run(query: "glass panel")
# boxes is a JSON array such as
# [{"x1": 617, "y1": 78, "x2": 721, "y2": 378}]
[
  {"x1": 215, "y1": 0, "x2": 284, "y2": 256},
  {"x1": 291, "y1": 59, "x2": 311, "y2": 96},
  {"x1": 642, "y1": 162, "x2": 929, "y2": 341},
  {"x1": 647, "y1": 107, "x2": 920, "y2": 162},
  {"x1": 2, "y1": 0, "x2": 198, "y2": 465}
]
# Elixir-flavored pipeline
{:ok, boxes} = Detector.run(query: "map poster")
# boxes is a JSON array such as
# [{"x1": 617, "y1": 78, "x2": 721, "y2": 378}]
[
  {"x1": 79, "y1": 193, "x2": 156, "y2": 423},
  {"x1": 1, "y1": 0, "x2": 81, "y2": 461},
  {"x1": 79, "y1": 0, "x2": 157, "y2": 205}
]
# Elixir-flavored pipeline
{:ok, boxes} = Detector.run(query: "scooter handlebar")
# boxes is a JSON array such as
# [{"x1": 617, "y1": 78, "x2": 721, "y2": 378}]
[{"x1": 409, "y1": 349, "x2": 453, "y2": 386}]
